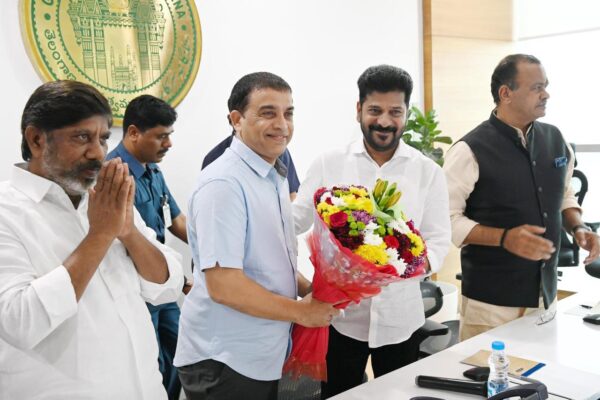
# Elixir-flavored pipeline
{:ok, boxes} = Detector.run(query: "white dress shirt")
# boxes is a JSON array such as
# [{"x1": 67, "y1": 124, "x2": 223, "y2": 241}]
[
  {"x1": 0, "y1": 164, "x2": 184, "y2": 400},
  {"x1": 444, "y1": 125, "x2": 580, "y2": 248},
  {"x1": 293, "y1": 139, "x2": 451, "y2": 347}
]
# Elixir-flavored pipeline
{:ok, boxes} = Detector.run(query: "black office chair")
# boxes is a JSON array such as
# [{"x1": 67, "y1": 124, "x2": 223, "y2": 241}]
[
  {"x1": 417, "y1": 281, "x2": 460, "y2": 358},
  {"x1": 558, "y1": 169, "x2": 590, "y2": 267}
]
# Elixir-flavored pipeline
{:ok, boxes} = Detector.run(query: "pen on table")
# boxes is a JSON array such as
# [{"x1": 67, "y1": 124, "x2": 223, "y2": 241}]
[{"x1": 580, "y1": 304, "x2": 592, "y2": 309}]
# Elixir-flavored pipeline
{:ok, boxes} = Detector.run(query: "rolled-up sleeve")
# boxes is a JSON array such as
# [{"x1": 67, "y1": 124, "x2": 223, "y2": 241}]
[
  {"x1": 444, "y1": 142, "x2": 480, "y2": 247},
  {"x1": 561, "y1": 142, "x2": 581, "y2": 212},
  {"x1": 133, "y1": 210, "x2": 184, "y2": 305},
  {"x1": 0, "y1": 225, "x2": 77, "y2": 350},
  {"x1": 190, "y1": 179, "x2": 247, "y2": 270}
]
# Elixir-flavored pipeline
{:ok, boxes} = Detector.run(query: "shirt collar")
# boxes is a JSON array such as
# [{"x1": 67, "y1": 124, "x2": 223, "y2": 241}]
[
  {"x1": 10, "y1": 163, "x2": 64, "y2": 203},
  {"x1": 349, "y1": 138, "x2": 411, "y2": 160},
  {"x1": 229, "y1": 136, "x2": 280, "y2": 178},
  {"x1": 490, "y1": 111, "x2": 534, "y2": 148},
  {"x1": 113, "y1": 141, "x2": 157, "y2": 178}
]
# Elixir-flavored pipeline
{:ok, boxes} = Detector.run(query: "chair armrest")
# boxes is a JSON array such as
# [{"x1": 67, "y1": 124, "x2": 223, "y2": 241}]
[{"x1": 417, "y1": 319, "x2": 449, "y2": 338}]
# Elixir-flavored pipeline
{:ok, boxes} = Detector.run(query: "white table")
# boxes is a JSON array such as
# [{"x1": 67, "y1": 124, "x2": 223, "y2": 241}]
[{"x1": 332, "y1": 291, "x2": 600, "y2": 400}]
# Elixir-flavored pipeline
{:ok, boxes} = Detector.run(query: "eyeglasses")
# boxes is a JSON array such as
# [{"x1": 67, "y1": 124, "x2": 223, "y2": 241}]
[{"x1": 535, "y1": 302, "x2": 557, "y2": 325}]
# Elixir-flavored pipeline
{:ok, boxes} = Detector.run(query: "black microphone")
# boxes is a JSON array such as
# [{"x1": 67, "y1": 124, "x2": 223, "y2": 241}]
[{"x1": 416, "y1": 375, "x2": 488, "y2": 396}]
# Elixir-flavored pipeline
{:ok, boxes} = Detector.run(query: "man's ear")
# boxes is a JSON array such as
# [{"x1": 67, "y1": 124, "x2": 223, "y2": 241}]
[
  {"x1": 356, "y1": 101, "x2": 362, "y2": 123},
  {"x1": 498, "y1": 85, "x2": 512, "y2": 104},
  {"x1": 126, "y1": 125, "x2": 141, "y2": 141},
  {"x1": 24, "y1": 126, "x2": 47, "y2": 159},
  {"x1": 229, "y1": 110, "x2": 243, "y2": 136}
]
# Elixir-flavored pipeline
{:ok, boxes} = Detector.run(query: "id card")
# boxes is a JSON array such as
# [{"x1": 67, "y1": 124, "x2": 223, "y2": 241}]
[{"x1": 163, "y1": 202, "x2": 172, "y2": 228}]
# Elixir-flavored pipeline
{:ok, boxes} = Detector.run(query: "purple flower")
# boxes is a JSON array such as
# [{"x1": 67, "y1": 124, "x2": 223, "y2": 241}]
[{"x1": 352, "y1": 210, "x2": 375, "y2": 225}]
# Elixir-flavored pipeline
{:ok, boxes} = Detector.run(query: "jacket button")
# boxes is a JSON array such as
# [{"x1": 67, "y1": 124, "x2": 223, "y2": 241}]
[
  {"x1": 532, "y1": 160, "x2": 537, "y2": 166},
  {"x1": 538, "y1": 187, "x2": 543, "y2": 192},
  {"x1": 543, "y1": 212, "x2": 548, "y2": 218}
]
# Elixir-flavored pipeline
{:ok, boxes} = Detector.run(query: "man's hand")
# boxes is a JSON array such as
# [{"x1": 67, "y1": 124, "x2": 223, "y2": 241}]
[
  {"x1": 87, "y1": 159, "x2": 131, "y2": 240},
  {"x1": 117, "y1": 171, "x2": 136, "y2": 241},
  {"x1": 182, "y1": 276, "x2": 193, "y2": 295},
  {"x1": 294, "y1": 293, "x2": 341, "y2": 328},
  {"x1": 502, "y1": 224, "x2": 555, "y2": 261},
  {"x1": 573, "y1": 229, "x2": 600, "y2": 265}
]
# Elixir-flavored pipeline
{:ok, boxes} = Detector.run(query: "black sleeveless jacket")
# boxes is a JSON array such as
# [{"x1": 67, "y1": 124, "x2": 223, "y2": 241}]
[{"x1": 460, "y1": 112, "x2": 569, "y2": 308}]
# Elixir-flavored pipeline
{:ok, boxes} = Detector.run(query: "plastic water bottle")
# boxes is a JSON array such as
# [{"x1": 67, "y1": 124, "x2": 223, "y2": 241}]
[{"x1": 487, "y1": 340, "x2": 509, "y2": 396}]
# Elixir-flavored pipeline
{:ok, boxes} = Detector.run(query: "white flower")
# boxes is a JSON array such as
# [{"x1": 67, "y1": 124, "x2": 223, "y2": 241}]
[
  {"x1": 320, "y1": 192, "x2": 332, "y2": 204},
  {"x1": 387, "y1": 218, "x2": 409, "y2": 234},
  {"x1": 331, "y1": 196, "x2": 347, "y2": 207},
  {"x1": 386, "y1": 248, "x2": 407, "y2": 275},
  {"x1": 364, "y1": 221, "x2": 379, "y2": 233},
  {"x1": 385, "y1": 247, "x2": 399, "y2": 260},
  {"x1": 364, "y1": 232, "x2": 383, "y2": 246}
]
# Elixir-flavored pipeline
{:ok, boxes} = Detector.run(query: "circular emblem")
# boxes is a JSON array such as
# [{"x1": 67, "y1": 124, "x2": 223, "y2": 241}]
[{"x1": 20, "y1": 0, "x2": 202, "y2": 125}]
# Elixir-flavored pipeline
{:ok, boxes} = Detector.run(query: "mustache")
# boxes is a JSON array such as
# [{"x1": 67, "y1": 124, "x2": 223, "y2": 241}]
[
  {"x1": 369, "y1": 124, "x2": 397, "y2": 133},
  {"x1": 76, "y1": 160, "x2": 102, "y2": 173}
]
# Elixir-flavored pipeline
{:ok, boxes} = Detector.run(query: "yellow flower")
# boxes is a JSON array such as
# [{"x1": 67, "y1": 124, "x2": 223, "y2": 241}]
[
  {"x1": 356, "y1": 198, "x2": 373, "y2": 213},
  {"x1": 349, "y1": 186, "x2": 368, "y2": 198},
  {"x1": 354, "y1": 243, "x2": 389, "y2": 265},
  {"x1": 407, "y1": 232, "x2": 425, "y2": 257},
  {"x1": 317, "y1": 202, "x2": 341, "y2": 226}
]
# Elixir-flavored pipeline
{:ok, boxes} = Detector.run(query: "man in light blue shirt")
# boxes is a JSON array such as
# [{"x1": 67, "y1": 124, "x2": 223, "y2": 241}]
[{"x1": 174, "y1": 72, "x2": 339, "y2": 400}]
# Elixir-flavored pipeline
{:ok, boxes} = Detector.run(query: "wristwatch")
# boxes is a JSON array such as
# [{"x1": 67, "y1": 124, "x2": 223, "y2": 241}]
[{"x1": 572, "y1": 224, "x2": 591, "y2": 235}]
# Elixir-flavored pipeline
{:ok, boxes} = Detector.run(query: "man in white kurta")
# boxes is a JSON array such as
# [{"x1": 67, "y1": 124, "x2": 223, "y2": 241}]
[
  {"x1": 293, "y1": 65, "x2": 451, "y2": 398},
  {"x1": 0, "y1": 81, "x2": 183, "y2": 400}
]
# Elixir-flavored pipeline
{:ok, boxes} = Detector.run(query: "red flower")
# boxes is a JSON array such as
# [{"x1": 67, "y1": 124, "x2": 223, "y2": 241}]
[
  {"x1": 325, "y1": 197, "x2": 333, "y2": 205},
  {"x1": 383, "y1": 235, "x2": 400, "y2": 249},
  {"x1": 329, "y1": 211, "x2": 348, "y2": 228},
  {"x1": 313, "y1": 187, "x2": 328, "y2": 206}
]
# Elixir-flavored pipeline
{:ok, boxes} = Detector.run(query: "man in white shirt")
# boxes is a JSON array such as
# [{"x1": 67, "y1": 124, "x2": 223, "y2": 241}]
[
  {"x1": 293, "y1": 65, "x2": 451, "y2": 398},
  {"x1": 0, "y1": 80, "x2": 184, "y2": 399}
]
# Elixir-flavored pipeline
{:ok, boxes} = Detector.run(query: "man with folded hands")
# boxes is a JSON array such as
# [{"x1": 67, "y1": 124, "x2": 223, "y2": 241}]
[{"x1": 0, "y1": 80, "x2": 184, "y2": 399}]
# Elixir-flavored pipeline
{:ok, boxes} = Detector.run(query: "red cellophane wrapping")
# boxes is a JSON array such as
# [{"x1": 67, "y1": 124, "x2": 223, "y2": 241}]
[{"x1": 282, "y1": 214, "x2": 424, "y2": 381}]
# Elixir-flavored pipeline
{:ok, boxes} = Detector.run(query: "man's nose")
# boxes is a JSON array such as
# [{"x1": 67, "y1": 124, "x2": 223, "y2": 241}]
[{"x1": 87, "y1": 138, "x2": 106, "y2": 160}]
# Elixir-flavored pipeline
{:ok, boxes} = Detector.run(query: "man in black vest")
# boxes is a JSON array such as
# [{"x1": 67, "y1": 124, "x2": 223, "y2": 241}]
[{"x1": 445, "y1": 54, "x2": 600, "y2": 340}]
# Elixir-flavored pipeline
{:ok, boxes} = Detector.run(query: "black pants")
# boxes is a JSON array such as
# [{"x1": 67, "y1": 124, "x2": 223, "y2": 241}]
[
  {"x1": 321, "y1": 326, "x2": 421, "y2": 399},
  {"x1": 178, "y1": 359, "x2": 278, "y2": 400}
]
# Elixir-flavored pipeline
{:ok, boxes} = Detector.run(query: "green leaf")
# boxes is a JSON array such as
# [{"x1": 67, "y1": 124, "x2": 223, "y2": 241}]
[{"x1": 434, "y1": 136, "x2": 453, "y2": 144}]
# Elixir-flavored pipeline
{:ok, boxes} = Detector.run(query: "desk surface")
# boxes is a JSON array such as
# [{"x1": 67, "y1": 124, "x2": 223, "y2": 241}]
[{"x1": 332, "y1": 292, "x2": 600, "y2": 400}]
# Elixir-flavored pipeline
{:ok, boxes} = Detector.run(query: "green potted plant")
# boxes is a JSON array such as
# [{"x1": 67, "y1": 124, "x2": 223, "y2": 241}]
[{"x1": 402, "y1": 106, "x2": 453, "y2": 166}]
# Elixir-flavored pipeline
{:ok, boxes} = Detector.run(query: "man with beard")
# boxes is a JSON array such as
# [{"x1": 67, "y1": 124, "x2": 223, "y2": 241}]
[
  {"x1": 293, "y1": 65, "x2": 451, "y2": 398},
  {"x1": 0, "y1": 80, "x2": 183, "y2": 399},
  {"x1": 107, "y1": 94, "x2": 189, "y2": 400},
  {"x1": 444, "y1": 54, "x2": 600, "y2": 340}
]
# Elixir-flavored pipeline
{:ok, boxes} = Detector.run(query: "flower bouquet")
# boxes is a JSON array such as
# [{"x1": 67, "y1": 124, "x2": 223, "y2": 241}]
[{"x1": 282, "y1": 179, "x2": 428, "y2": 381}]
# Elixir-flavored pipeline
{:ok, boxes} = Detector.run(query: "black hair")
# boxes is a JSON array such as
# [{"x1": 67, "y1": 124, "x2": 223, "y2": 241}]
[
  {"x1": 357, "y1": 65, "x2": 413, "y2": 106},
  {"x1": 122, "y1": 94, "x2": 177, "y2": 136},
  {"x1": 20, "y1": 80, "x2": 112, "y2": 161},
  {"x1": 227, "y1": 72, "x2": 291, "y2": 114},
  {"x1": 491, "y1": 54, "x2": 541, "y2": 104}
]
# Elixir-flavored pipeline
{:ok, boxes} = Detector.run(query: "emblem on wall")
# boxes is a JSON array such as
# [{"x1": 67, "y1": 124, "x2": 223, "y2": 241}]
[{"x1": 20, "y1": 0, "x2": 202, "y2": 125}]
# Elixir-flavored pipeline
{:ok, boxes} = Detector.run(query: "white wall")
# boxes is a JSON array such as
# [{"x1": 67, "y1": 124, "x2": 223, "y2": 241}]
[
  {"x1": 514, "y1": 0, "x2": 600, "y2": 39},
  {"x1": 0, "y1": 1, "x2": 424, "y2": 273}
]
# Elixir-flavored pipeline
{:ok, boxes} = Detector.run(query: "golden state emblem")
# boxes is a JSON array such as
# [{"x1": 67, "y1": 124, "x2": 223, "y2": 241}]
[{"x1": 20, "y1": 0, "x2": 202, "y2": 125}]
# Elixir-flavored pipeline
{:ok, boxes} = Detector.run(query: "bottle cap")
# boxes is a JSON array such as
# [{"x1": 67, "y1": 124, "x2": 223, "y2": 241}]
[{"x1": 491, "y1": 340, "x2": 505, "y2": 351}]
